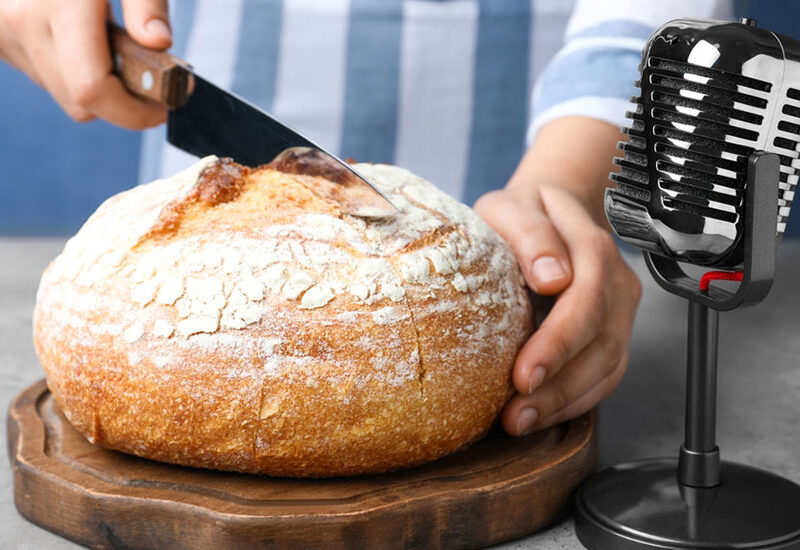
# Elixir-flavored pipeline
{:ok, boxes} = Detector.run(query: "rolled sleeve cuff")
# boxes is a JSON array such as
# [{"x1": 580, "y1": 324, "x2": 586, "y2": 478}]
[
  {"x1": 528, "y1": 20, "x2": 654, "y2": 144},
  {"x1": 528, "y1": 96, "x2": 634, "y2": 143}
]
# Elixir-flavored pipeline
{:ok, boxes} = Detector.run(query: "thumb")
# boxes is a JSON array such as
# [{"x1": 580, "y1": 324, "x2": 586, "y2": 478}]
[
  {"x1": 121, "y1": 0, "x2": 172, "y2": 50},
  {"x1": 474, "y1": 188, "x2": 572, "y2": 295}
]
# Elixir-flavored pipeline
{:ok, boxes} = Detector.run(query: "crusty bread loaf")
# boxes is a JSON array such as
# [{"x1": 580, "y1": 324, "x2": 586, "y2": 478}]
[{"x1": 33, "y1": 156, "x2": 534, "y2": 477}]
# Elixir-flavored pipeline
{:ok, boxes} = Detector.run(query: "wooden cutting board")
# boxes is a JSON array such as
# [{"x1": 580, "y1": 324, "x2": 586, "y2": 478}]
[{"x1": 8, "y1": 379, "x2": 596, "y2": 550}]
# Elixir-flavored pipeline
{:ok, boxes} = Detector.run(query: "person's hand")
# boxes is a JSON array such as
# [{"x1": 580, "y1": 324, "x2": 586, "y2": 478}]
[
  {"x1": 0, "y1": 0, "x2": 171, "y2": 129},
  {"x1": 474, "y1": 117, "x2": 642, "y2": 436},
  {"x1": 475, "y1": 183, "x2": 641, "y2": 435}
]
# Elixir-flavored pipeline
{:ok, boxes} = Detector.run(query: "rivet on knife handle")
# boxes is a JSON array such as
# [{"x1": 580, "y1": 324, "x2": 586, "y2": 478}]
[{"x1": 108, "y1": 22, "x2": 193, "y2": 109}]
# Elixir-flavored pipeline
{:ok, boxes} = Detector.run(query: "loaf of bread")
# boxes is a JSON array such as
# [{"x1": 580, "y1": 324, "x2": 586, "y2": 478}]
[{"x1": 33, "y1": 155, "x2": 534, "y2": 477}]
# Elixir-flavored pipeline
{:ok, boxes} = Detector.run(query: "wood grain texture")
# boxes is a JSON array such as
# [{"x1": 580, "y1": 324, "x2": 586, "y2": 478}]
[
  {"x1": 108, "y1": 23, "x2": 192, "y2": 108},
  {"x1": 8, "y1": 380, "x2": 597, "y2": 550}
]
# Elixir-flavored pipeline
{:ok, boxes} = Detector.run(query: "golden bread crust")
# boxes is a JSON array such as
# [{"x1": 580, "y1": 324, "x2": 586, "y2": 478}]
[{"x1": 34, "y1": 156, "x2": 534, "y2": 477}]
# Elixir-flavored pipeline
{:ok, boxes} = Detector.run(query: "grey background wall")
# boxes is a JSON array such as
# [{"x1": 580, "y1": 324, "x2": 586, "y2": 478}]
[{"x1": 2, "y1": 0, "x2": 799, "y2": 236}]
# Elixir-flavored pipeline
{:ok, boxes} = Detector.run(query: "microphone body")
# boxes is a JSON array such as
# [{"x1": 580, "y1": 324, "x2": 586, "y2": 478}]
[
  {"x1": 606, "y1": 17, "x2": 800, "y2": 268},
  {"x1": 576, "y1": 18, "x2": 800, "y2": 550}
]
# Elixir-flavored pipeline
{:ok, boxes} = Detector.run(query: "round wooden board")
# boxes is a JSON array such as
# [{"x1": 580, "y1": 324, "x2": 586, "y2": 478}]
[{"x1": 8, "y1": 380, "x2": 596, "y2": 550}]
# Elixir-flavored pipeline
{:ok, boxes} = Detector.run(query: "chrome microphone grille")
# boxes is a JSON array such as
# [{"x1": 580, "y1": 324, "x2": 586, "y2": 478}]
[{"x1": 605, "y1": 18, "x2": 800, "y2": 268}]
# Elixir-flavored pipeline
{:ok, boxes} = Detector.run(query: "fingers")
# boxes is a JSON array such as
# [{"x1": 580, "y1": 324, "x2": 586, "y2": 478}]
[
  {"x1": 503, "y1": 225, "x2": 642, "y2": 436},
  {"x1": 50, "y1": 1, "x2": 167, "y2": 129},
  {"x1": 477, "y1": 139, "x2": 643, "y2": 438},
  {"x1": 512, "y1": 280, "x2": 604, "y2": 395},
  {"x1": 121, "y1": 0, "x2": 171, "y2": 49},
  {"x1": 25, "y1": 25, "x2": 95, "y2": 121},
  {"x1": 510, "y1": 186, "x2": 617, "y2": 395},
  {"x1": 0, "y1": 44, "x2": 35, "y2": 81},
  {"x1": 503, "y1": 331, "x2": 629, "y2": 435},
  {"x1": 0, "y1": 1, "x2": 49, "y2": 90},
  {"x1": 510, "y1": 184, "x2": 643, "y2": 406},
  {"x1": 474, "y1": 189, "x2": 572, "y2": 295},
  {"x1": 505, "y1": 360, "x2": 627, "y2": 435},
  {"x1": 0, "y1": 9, "x2": 34, "y2": 76},
  {"x1": 539, "y1": 184, "x2": 616, "y2": 281},
  {"x1": 0, "y1": 0, "x2": 167, "y2": 127},
  {"x1": 535, "y1": 361, "x2": 625, "y2": 430}
]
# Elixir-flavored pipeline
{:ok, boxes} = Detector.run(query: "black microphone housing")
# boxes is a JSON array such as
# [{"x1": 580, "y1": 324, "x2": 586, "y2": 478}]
[{"x1": 606, "y1": 17, "x2": 800, "y2": 268}]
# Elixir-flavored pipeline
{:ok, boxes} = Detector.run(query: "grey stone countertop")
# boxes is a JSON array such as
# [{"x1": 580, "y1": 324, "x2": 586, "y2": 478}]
[{"x1": 1, "y1": 237, "x2": 798, "y2": 549}]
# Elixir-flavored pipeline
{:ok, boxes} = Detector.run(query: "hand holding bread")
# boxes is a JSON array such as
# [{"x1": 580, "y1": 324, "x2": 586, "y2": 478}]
[{"x1": 475, "y1": 117, "x2": 642, "y2": 436}]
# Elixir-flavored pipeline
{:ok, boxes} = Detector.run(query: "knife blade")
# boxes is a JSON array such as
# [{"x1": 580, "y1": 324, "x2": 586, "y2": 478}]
[{"x1": 108, "y1": 23, "x2": 398, "y2": 218}]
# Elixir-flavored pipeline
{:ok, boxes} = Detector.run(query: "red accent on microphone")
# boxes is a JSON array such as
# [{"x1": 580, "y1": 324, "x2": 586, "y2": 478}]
[{"x1": 699, "y1": 270, "x2": 744, "y2": 291}]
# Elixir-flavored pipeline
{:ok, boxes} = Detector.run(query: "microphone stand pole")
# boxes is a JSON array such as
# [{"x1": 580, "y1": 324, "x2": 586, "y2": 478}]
[{"x1": 680, "y1": 300, "x2": 720, "y2": 488}]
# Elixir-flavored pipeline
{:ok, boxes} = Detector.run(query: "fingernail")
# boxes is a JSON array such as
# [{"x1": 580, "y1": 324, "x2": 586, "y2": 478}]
[
  {"x1": 532, "y1": 256, "x2": 566, "y2": 284},
  {"x1": 527, "y1": 366, "x2": 546, "y2": 394},
  {"x1": 516, "y1": 407, "x2": 539, "y2": 436},
  {"x1": 145, "y1": 18, "x2": 172, "y2": 41}
]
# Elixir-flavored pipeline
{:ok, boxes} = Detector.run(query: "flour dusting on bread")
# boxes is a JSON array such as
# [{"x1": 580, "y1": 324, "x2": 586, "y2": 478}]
[
  {"x1": 34, "y1": 156, "x2": 534, "y2": 477},
  {"x1": 40, "y1": 156, "x2": 523, "y2": 341}
]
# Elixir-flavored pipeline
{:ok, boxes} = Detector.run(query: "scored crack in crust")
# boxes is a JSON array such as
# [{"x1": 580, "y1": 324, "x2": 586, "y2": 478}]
[{"x1": 33, "y1": 156, "x2": 535, "y2": 477}]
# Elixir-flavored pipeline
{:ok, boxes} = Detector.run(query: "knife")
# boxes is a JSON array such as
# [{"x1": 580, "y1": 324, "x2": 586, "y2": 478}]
[{"x1": 107, "y1": 23, "x2": 398, "y2": 218}]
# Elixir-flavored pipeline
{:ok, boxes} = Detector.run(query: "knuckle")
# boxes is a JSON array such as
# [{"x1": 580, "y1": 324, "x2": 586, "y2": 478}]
[
  {"x1": 520, "y1": 223, "x2": 560, "y2": 263},
  {"x1": 582, "y1": 235, "x2": 612, "y2": 278},
  {"x1": 525, "y1": 216, "x2": 558, "y2": 239},
  {"x1": 600, "y1": 336, "x2": 624, "y2": 375},
  {"x1": 602, "y1": 360, "x2": 628, "y2": 399},
  {"x1": 550, "y1": 379, "x2": 571, "y2": 413},
  {"x1": 593, "y1": 229, "x2": 616, "y2": 255},
  {"x1": 67, "y1": 106, "x2": 94, "y2": 123},
  {"x1": 629, "y1": 273, "x2": 643, "y2": 303},
  {"x1": 550, "y1": 335, "x2": 572, "y2": 366},
  {"x1": 616, "y1": 262, "x2": 643, "y2": 304},
  {"x1": 71, "y1": 75, "x2": 104, "y2": 108},
  {"x1": 582, "y1": 290, "x2": 607, "y2": 328}
]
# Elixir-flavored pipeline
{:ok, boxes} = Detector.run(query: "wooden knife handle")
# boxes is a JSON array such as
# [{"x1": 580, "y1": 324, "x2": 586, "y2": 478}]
[{"x1": 108, "y1": 22, "x2": 193, "y2": 108}]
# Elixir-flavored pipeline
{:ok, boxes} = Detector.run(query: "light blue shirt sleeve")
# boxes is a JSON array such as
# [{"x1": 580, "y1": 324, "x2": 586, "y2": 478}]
[{"x1": 528, "y1": 0, "x2": 733, "y2": 143}]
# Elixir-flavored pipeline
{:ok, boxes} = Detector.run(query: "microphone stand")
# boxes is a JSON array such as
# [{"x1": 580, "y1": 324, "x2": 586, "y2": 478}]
[
  {"x1": 681, "y1": 300, "x2": 720, "y2": 489},
  {"x1": 574, "y1": 152, "x2": 800, "y2": 549}
]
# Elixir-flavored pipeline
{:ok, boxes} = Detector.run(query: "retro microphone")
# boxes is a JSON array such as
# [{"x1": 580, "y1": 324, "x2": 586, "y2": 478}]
[{"x1": 574, "y1": 18, "x2": 800, "y2": 550}]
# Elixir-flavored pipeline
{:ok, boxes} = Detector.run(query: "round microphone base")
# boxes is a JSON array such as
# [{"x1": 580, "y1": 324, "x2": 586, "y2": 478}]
[{"x1": 575, "y1": 458, "x2": 800, "y2": 549}]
